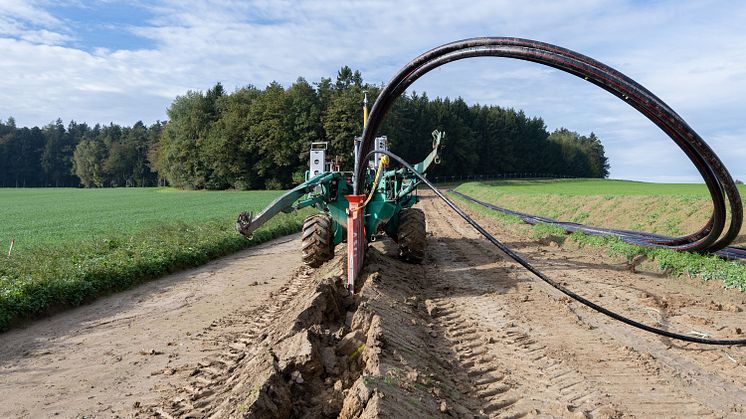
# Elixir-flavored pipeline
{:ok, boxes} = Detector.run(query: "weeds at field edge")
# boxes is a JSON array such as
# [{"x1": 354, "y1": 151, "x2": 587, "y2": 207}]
[{"x1": 0, "y1": 213, "x2": 307, "y2": 332}]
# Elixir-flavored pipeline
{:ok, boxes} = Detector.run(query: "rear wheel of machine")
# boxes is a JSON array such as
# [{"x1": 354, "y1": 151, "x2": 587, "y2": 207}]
[
  {"x1": 301, "y1": 214, "x2": 334, "y2": 268},
  {"x1": 397, "y1": 208, "x2": 426, "y2": 263}
]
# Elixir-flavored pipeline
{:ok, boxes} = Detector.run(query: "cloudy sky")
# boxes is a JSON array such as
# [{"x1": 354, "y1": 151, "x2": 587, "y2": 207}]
[{"x1": 1, "y1": 0, "x2": 745, "y2": 182}]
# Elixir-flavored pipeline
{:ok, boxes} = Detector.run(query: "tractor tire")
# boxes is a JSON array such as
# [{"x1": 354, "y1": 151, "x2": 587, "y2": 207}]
[
  {"x1": 397, "y1": 208, "x2": 426, "y2": 263},
  {"x1": 301, "y1": 213, "x2": 334, "y2": 268}
]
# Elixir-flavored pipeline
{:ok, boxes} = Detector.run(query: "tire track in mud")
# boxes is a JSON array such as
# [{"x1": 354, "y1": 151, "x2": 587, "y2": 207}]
[
  {"x1": 456, "y1": 195, "x2": 746, "y2": 410},
  {"x1": 420, "y1": 194, "x2": 745, "y2": 418},
  {"x1": 198, "y1": 265, "x2": 316, "y2": 349},
  {"x1": 426, "y1": 296, "x2": 611, "y2": 418},
  {"x1": 424, "y1": 200, "x2": 615, "y2": 417}
]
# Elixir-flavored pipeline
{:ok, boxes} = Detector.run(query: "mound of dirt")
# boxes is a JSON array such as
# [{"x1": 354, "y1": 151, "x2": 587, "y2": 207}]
[{"x1": 146, "y1": 256, "x2": 357, "y2": 418}]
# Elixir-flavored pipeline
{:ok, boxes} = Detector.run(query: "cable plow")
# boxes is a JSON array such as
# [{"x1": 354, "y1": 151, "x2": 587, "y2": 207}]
[{"x1": 239, "y1": 37, "x2": 744, "y2": 345}]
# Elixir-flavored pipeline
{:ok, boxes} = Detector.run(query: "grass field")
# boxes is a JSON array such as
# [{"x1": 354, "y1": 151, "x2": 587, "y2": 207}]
[
  {"x1": 452, "y1": 179, "x2": 746, "y2": 290},
  {"x1": 455, "y1": 179, "x2": 746, "y2": 243},
  {"x1": 455, "y1": 178, "x2": 746, "y2": 197},
  {"x1": 0, "y1": 188, "x2": 286, "y2": 250},
  {"x1": 0, "y1": 188, "x2": 308, "y2": 331}
]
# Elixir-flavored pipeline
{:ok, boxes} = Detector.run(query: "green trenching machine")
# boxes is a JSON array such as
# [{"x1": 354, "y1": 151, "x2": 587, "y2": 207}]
[
  {"x1": 236, "y1": 130, "x2": 441, "y2": 266},
  {"x1": 236, "y1": 99, "x2": 441, "y2": 283}
]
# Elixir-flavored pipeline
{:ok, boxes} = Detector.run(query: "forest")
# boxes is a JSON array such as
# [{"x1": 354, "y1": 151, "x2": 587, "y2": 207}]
[{"x1": 0, "y1": 66, "x2": 609, "y2": 189}]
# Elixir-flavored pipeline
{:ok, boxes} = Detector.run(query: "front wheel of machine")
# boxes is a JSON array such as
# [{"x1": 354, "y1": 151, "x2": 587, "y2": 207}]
[
  {"x1": 397, "y1": 208, "x2": 426, "y2": 263},
  {"x1": 301, "y1": 213, "x2": 334, "y2": 268}
]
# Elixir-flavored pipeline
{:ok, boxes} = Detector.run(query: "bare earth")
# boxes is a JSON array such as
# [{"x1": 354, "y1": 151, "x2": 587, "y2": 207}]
[
  {"x1": 0, "y1": 236, "x2": 301, "y2": 418},
  {"x1": 2, "y1": 192, "x2": 746, "y2": 418}
]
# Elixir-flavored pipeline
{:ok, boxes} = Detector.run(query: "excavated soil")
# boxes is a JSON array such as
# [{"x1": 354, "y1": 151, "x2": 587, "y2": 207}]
[{"x1": 2, "y1": 192, "x2": 746, "y2": 418}]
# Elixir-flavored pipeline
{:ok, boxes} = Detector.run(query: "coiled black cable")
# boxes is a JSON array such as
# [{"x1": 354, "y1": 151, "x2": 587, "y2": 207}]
[
  {"x1": 364, "y1": 148, "x2": 746, "y2": 346},
  {"x1": 356, "y1": 37, "x2": 742, "y2": 254}
]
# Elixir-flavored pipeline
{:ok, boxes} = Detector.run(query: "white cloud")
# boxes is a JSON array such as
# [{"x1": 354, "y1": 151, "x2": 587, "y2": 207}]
[
  {"x1": 0, "y1": 0, "x2": 72, "y2": 45},
  {"x1": 0, "y1": 0, "x2": 62, "y2": 27},
  {"x1": 0, "y1": 0, "x2": 744, "y2": 182}
]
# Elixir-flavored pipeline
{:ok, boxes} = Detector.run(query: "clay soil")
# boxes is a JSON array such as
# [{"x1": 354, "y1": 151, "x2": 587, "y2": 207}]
[{"x1": 2, "y1": 192, "x2": 745, "y2": 418}]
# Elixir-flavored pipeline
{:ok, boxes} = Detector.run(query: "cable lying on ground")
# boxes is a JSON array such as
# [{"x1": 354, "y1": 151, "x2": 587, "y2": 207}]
[
  {"x1": 364, "y1": 148, "x2": 746, "y2": 346},
  {"x1": 450, "y1": 190, "x2": 746, "y2": 261}
]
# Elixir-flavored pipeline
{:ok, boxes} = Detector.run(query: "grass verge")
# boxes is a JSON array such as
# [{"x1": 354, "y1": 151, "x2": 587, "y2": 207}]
[
  {"x1": 0, "y1": 211, "x2": 309, "y2": 331},
  {"x1": 450, "y1": 192, "x2": 746, "y2": 291},
  {"x1": 454, "y1": 180, "x2": 746, "y2": 245}
]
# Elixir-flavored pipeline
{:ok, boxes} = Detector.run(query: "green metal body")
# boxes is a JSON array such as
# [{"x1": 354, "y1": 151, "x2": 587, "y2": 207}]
[{"x1": 236, "y1": 131, "x2": 442, "y2": 245}]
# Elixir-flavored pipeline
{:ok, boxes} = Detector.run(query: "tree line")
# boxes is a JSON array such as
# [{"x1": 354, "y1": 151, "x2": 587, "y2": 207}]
[
  {"x1": 0, "y1": 66, "x2": 608, "y2": 189},
  {"x1": 0, "y1": 118, "x2": 164, "y2": 188}
]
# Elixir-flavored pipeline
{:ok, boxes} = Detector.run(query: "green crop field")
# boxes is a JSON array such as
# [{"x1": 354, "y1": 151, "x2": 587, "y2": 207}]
[
  {"x1": 0, "y1": 188, "x2": 286, "y2": 251},
  {"x1": 0, "y1": 188, "x2": 308, "y2": 331}
]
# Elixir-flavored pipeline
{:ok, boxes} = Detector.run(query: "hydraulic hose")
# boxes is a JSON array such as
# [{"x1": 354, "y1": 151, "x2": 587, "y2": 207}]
[
  {"x1": 362, "y1": 155, "x2": 387, "y2": 207},
  {"x1": 364, "y1": 148, "x2": 746, "y2": 345},
  {"x1": 356, "y1": 37, "x2": 742, "y2": 254}
]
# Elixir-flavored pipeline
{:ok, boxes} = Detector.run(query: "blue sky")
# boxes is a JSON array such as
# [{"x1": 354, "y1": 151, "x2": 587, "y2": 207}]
[{"x1": 1, "y1": 0, "x2": 745, "y2": 183}]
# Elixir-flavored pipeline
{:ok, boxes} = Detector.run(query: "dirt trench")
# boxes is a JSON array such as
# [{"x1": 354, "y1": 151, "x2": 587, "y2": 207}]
[{"x1": 2, "y1": 192, "x2": 746, "y2": 418}]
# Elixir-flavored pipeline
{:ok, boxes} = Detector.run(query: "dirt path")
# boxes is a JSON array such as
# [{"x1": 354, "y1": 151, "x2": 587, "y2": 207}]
[
  {"x1": 0, "y1": 235, "x2": 302, "y2": 418},
  {"x1": 416, "y1": 193, "x2": 746, "y2": 417},
  {"x1": 3, "y1": 192, "x2": 746, "y2": 418}
]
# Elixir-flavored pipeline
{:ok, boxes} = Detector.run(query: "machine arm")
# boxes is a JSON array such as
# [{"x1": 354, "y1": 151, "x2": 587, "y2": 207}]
[
  {"x1": 412, "y1": 130, "x2": 443, "y2": 173},
  {"x1": 382, "y1": 129, "x2": 442, "y2": 183},
  {"x1": 236, "y1": 172, "x2": 337, "y2": 238},
  {"x1": 383, "y1": 130, "x2": 441, "y2": 200}
]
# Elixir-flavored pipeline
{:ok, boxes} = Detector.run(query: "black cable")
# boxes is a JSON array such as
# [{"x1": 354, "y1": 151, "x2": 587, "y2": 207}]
[
  {"x1": 364, "y1": 148, "x2": 746, "y2": 346},
  {"x1": 389, "y1": 46, "x2": 725, "y2": 251},
  {"x1": 355, "y1": 38, "x2": 742, "y2": 253},
  {"x1": 365, "y1": 44, "x2": 728, "y2": 250},
  {"x1": 451, "y1": 189, "x2": 746, "y2": 261}
]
